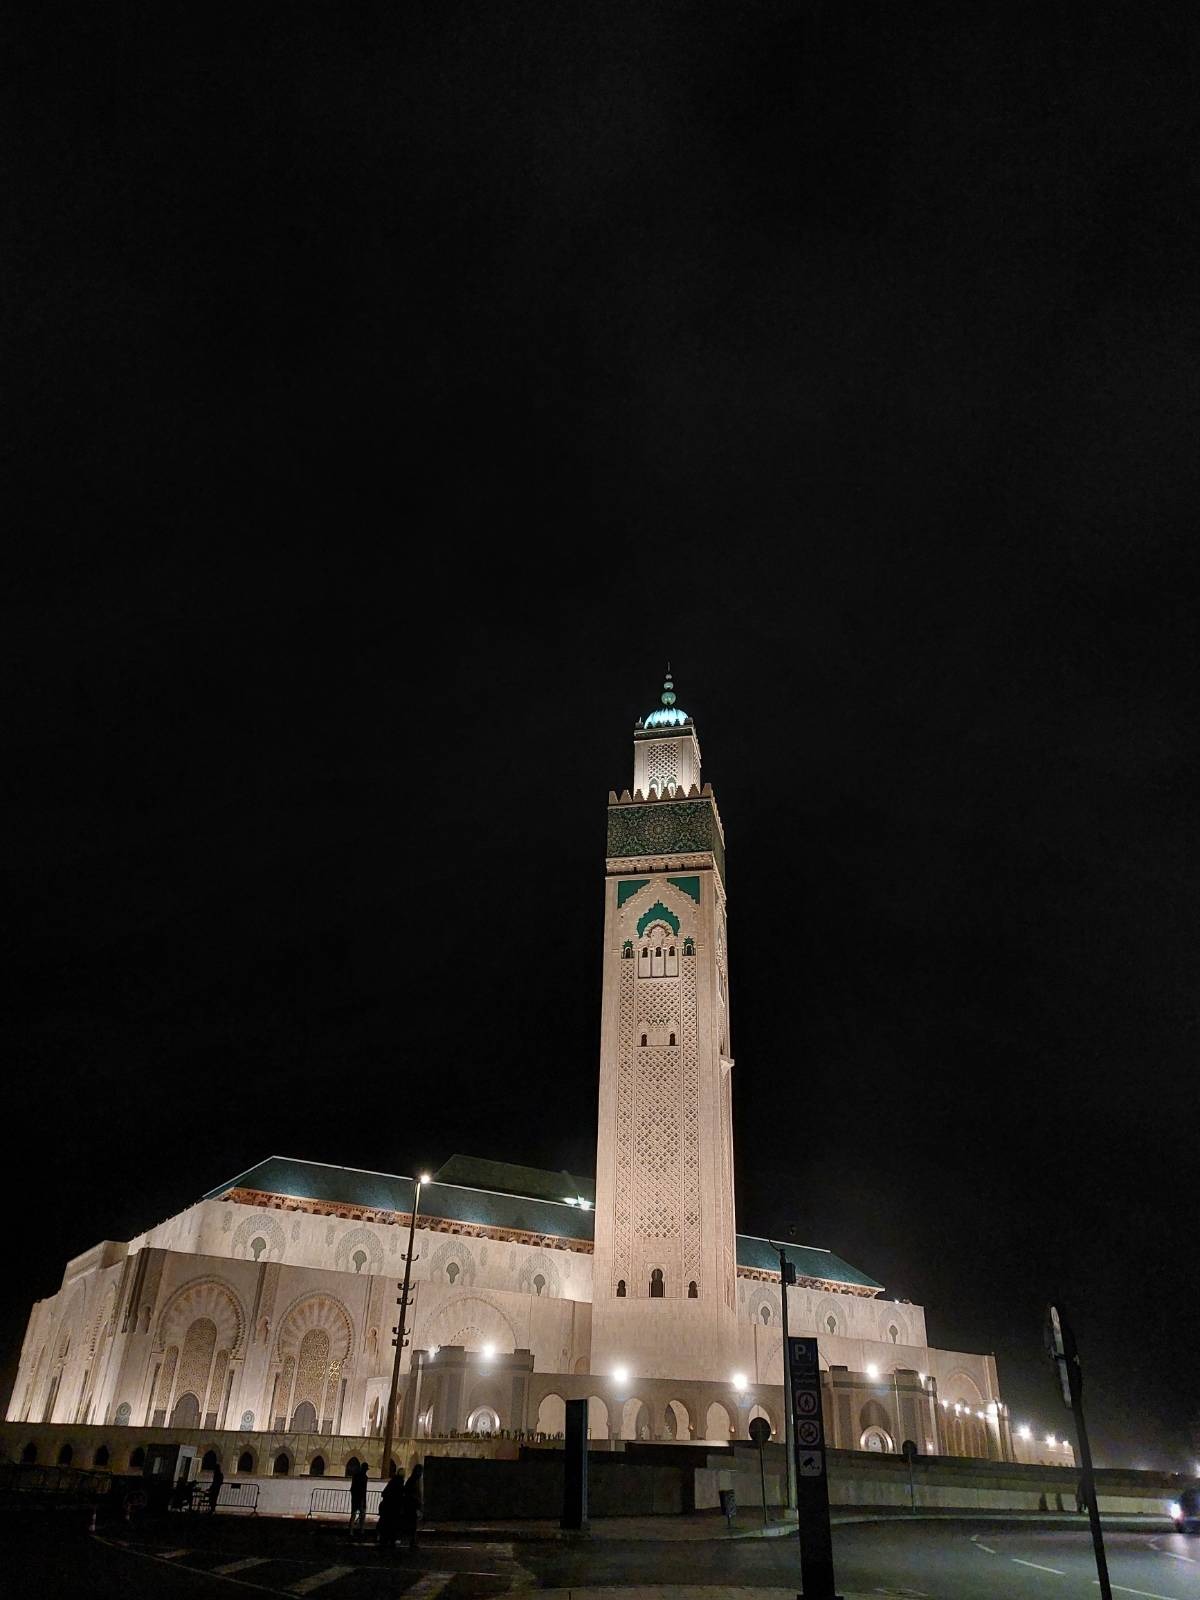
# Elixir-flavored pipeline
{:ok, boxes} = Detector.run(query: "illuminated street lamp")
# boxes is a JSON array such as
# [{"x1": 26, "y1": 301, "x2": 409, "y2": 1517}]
[{"x1": 380, "y1": 1171, "x2": 431, "y2": 1477}]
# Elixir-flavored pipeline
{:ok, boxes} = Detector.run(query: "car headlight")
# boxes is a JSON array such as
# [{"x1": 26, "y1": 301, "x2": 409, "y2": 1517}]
[{"x1": 1168, "y1": 1502, "x2": 1182, "y2": 1518}]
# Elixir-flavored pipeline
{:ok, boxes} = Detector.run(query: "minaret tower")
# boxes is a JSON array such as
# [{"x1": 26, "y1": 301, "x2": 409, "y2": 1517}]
[{"x1": 591, "y1": 672, "x2": 737, "y2": 1381}]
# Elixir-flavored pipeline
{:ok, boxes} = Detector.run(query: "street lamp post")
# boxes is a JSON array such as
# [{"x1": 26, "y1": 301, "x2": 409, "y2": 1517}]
[{"x1": 380, "y1": 1173, "x2": 429, "y2": 1479}]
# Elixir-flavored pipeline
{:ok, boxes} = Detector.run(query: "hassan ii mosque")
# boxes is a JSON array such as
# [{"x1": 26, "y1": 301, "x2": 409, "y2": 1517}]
[{"x1": 6, "y1": 676, "x2": 1070, "y2": 1476}]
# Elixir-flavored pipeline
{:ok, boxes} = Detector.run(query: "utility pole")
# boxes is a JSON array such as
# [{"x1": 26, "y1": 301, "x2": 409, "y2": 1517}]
[
  {"x1": 770, "y1": 1237, "x2": 799, "y2": 1512},
  {"x1": 380, "y1": 1173, "x2": 429, "y2": 1479}
]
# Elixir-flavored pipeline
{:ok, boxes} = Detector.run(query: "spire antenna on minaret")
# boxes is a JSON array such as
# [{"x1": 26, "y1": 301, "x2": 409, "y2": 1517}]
[{"x1": 661, "y1": 665, "x2": 676, "y2": 707}]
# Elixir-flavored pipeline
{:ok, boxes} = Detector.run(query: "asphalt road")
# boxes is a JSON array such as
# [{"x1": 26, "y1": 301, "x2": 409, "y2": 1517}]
[{"x1": 4, "y1": 1512, "x2": 1196, "y2": 1599}]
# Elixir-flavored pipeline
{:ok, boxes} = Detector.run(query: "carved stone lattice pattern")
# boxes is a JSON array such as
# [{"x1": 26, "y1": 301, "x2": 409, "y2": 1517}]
[
  {"x1": 206, "y1": 1349, "x2": 229, "y2": 1425},
  {"x1": 334, "y1": 1226, "x2": 384, "y2": 1275},
  {"x1": 721, "y1": 1069, "x2": 735, "y2": 1308},
  {"x1": 516, "y1": 1250, "x2": 562, "y2": 1299},
  {"x1": 273, "y1": 1356, "x2": 295, "y2": 1427},
  {"x1": 428, "y1": 1237, "x2": 476, "y2": 1286},
  {"x1": 681, "y1": 957, "x2": 701, "y2": 1288},
  {"x1": 176, "y1": 1317, "x2": 216, "y2": 1410},
  {"x1": 634, "y1": 1047, "x2": 681, "y2": 1238},
  {"x1": 646, "y1": 741, "x2": 678, "y2": 792},
  {"x1": 293, "y1": 1327, "x2": 330, "y2": 1415},
  {"x1": 158, "y1": 1278, "x2": 246, "y2": 1358},
  {"x1": 613, "y1": 961, "x2": 635, "y2": 1287},
  {"x1": 275, "y1": 1295, "x2": 353, "y2": 1365},
  {"x1": 153, "y1": 1347, "x2": 178, "y2": 1418},
  {"x1": 637, "y1": 978, "x2": 680, "y2": 1027},
  {"x1": 232, "y1": 1212, "x2": 286, "y2": 1262}
]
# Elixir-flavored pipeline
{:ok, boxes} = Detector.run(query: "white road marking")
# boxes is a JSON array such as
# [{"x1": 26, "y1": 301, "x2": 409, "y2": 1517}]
[
  {"x1": 405, "y1": 1577, "x2": 454, "y2": 1600},
  {"x1": 1012, "y1": 1557, "x2": 1066, "y2": 1574},
  {"x1": 288, "y1": 1567, "x2": 356, "y2": 1595},
  {"x1": 159, "y1": 1549, "x2": 191, "y2": 1560},
  {"x1": 970, "y1": 1534, "x2": 998, "y2": 1554},
  {"x1": 1097, "y1": 1585, "x2": 1179, "y2": 1599},
  {"x1": 213, "y1": 1559, "x2": 272, "y2": 1574}
]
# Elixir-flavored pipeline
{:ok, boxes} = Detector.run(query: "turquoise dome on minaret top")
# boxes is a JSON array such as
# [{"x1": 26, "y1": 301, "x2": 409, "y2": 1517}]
[{"x1": 642, "y1": 668, "x2": 690, "y2": 728}]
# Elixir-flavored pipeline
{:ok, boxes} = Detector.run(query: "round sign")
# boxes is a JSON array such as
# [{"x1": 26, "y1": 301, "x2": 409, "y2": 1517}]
[
  {"x1": 748, "y1": 1417, "x2": 771, "y2": 1444},
  {"x1": 797, "y1": 1419, "x2": 821, "y2": 1446},
  {"x1": 795, "y1": 1390, "x2": 818, "y2": 1416}
]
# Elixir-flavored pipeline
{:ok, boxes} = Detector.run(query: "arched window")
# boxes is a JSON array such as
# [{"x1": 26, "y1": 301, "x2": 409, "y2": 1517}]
[
  {"x1": 57, "y1": 1443, "x2": 73, "y2": 1466},
  {"x1": 352, "y1": 1250, "x2": 367, "y2": 1274},
  {"x1": 688, "y1": 1282, "x2": 698, "y2": 1299},
  {"x1": 649, "y1": 1268, "x2": 664, "y2": 1298},
  {"x1": 93, "y1": 1444, "x2": 110, "y2": 1467},
  {"x1": 21, "y1": 1442, "x2": 37, "y2": 1465},
  {"x1": 760, "y1": 1305, "x2": 771, "y2": 1324},
  {"x1": 446, "y1": 1261, "x2": 460, "y2": 1284},
  {"x1": 616, "y1": 1280, "x2": 626, "y2": 1297},
  {"x1": 309, "y1": 1455, "x2": 325, "y2": 1476},
  {"x1": 129, "y1": 1447, "x2": 145, "y2": 1471},
  {"x1": 250, "y1": 1236, "x2": 267, "y2": 1262},
  {"x1": 668, "y1": 1032, "x2": 676, "y2": 1046},
  {"x1": 533, "y1": 1274, "x2": 546, "y2": 1297},
  {"x1": 237, "y1": 1451, "x2": 255, "y2": 1474},
  {"x1": 826, "y1": 1315, "x2": 838, "y2": 1335},
  {"x1": 273, "y1": 1452, "x2": 290, "y2": 1476},
  {"x1": 639, "y1": 1033, "x2": 647, "y2": 1047},
  {"x1": 888, "y1": 1324, "x2": 899, "y2": 1344},
  {"x1": 202, "y1": 1449, "x2": 219, "y2": 1471}
]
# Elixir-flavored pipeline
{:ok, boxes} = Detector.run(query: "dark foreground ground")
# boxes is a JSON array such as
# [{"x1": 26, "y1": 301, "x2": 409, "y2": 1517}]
[{"x1": 3, "y1": 1506, "x2": 1194, "y2": 1599}]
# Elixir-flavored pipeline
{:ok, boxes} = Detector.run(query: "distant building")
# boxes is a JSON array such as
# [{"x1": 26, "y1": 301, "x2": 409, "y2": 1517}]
[{"x1": 6, "y1": 675, "x2": 1071, "y2": 1473}]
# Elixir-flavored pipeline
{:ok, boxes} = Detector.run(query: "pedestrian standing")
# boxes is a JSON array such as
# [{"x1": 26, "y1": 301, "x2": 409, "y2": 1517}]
[
  {"x1": 208, "y1": 1462, "x2": 224, "y2": 1514},
  {"x1": 399, "y1": 1464, "x2": 423, "y2": 1552},
  {"x1": 348, "y1": 1460, "x2": 369, "y2": 1539},
  {"x1": 377, "y1": 1466, "x2": 405, "y2": 1549}
]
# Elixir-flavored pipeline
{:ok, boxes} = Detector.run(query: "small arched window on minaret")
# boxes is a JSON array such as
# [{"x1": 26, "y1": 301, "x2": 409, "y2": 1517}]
[
  {"x1": 649, "y1": 1268, "x2": 664, "y2": 1298},
  {"x1": 668, "y1": 1032, "x2": 676, "y2": 1046},
  {"x1": 666, "y1": 944, "x2": 678, "y2": 976},
  {"x1": 639, "y1": 1032, "x2": 648, "y2": 1047},
  {"x1": 616, "y1": 1280, "x2": 626, "y2": 1297},
  {"x1": 683, "y1": 936, "x2": 695, "y2": 956},
  {"x1": 622, "y1": 939, "x2": 633, "y2": 959},
  {"x1": 688, "y1": 1281, "x2": 698, "y2": 1299}
]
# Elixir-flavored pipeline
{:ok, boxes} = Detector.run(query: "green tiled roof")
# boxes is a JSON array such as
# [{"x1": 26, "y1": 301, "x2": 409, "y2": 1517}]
[
  {"x1": 205, "y1": 1155, "x2": 596, "y2": 1243},
  {"x1": 433, "y1": 1155, "x2": 595, "y2": 1208},
  {"x1": 206, "y1": 1156, "x2": 881, "y2": 1290},
  {"x1": 735, "y1": 1233, "x2": 884, "y2": 1292}
]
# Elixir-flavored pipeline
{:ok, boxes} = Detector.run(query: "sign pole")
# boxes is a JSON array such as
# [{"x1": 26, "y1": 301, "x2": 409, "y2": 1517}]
[
  {"x1": 788, "y1": 1335, "x2": 843, "y2": 1600},
  {"x1": 772, "y1": 1241, "x2": 798, "y2": 1512},
  {"x1": 1046, "y1": 1304, "x2": 1111, "y2": 1600},
  {"x1": 749, "y1": 1415, "x2": 772, "y2": 1525}
]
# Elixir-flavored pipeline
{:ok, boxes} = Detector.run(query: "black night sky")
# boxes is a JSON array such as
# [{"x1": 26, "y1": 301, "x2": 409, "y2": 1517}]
[{"x1": 5, "y1": 6, "x2": 1198, "y2": 1468}]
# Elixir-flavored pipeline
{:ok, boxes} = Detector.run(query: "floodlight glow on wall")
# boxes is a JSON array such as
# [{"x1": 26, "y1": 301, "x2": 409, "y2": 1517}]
[
  {"x1": 1018, "y1": 1425, "x2": 1032, "y2": 1439},
  {"x1": 866, "y1": 1364, "x2": 879, "y2": 1379},
  {"x1": 613, "y1": 1366, "x2": 629, "y2": 1385},
  {"x1": 732, "y1": 1373, "x2": 747, "y2": 1392},
  {"x1": 482, "y1": 1343, "x2": 496, "y2": 1360}
]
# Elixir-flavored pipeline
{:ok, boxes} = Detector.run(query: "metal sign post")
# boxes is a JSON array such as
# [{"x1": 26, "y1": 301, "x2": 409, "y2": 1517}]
[
  {"x1": 749, "y1": 1415, "x2": 771, "y2": 1525},
  {"x1": 788, "y1": 1336, "x2": 843, "y2": 1600},
  {"x1": 1045, "y1": 1304, "x2": 1111, "y2": 1600}
]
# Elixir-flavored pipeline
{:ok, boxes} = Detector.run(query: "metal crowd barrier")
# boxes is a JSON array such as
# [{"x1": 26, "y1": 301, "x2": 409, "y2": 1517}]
[
  {"x1": 216, "y1": 1482, "x2": 259, "y2": 1514},
  {"x1": 307, "y1": 1486, "x2": 383, "y2": 1518}
]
